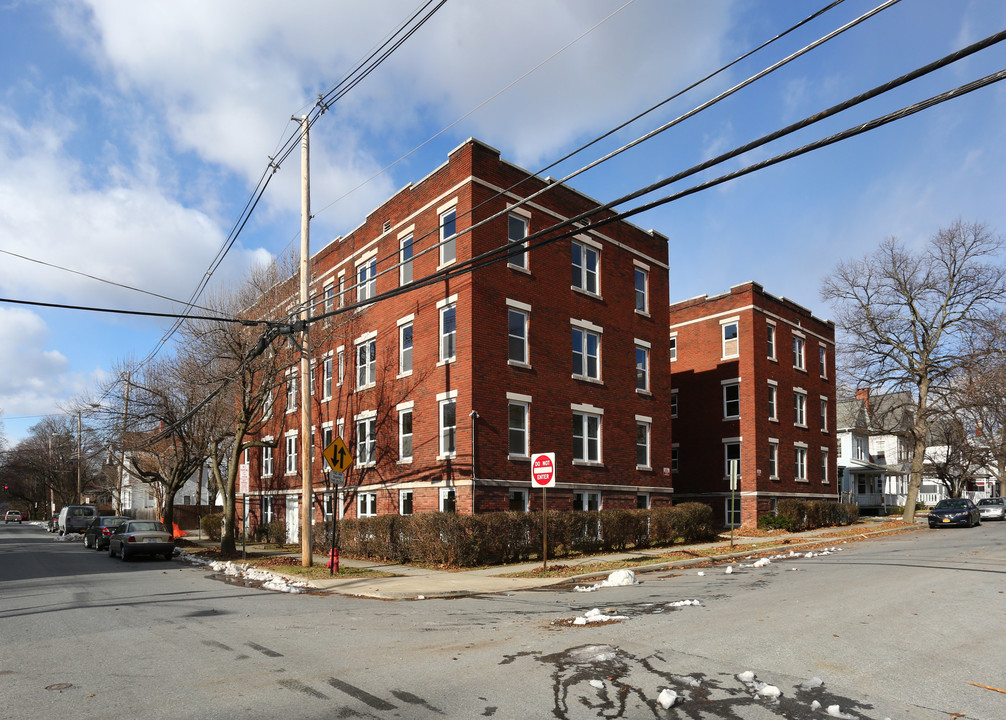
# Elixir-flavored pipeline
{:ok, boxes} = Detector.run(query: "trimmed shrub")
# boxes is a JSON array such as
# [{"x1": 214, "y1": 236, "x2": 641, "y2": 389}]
[
  {"x1": 200, "y1": 513, "x2": 223, "y2": 541},
  {"x1": 255, "y1": 520, "x2": 287, "y2": 544}
]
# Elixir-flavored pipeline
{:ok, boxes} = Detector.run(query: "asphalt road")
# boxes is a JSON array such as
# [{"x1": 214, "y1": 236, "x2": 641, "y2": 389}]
[{"x1": 1, "y1": 520, "x2": 1004, "y2": 719}]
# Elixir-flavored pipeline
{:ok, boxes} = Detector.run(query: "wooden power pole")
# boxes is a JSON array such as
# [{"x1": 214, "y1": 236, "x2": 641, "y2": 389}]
[{"x1": 299, "y1": 115, "x2": 313, "y2": 567}]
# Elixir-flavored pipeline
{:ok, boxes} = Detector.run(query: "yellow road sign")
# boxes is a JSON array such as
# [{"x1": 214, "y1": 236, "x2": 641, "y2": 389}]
[{"x1": 323, "y1": 436, "x2": 353, "y2": 473}]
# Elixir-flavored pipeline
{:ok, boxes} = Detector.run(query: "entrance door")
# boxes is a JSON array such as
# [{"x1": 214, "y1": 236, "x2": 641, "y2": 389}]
[{"x1": 286, "y1": 496, "x2": 299, "y2": 544}]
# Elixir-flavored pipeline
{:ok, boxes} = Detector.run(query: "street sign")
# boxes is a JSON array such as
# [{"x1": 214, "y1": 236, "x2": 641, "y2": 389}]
[
  {"x1": 531, "y1": 452, "x2": 556, "y2": 488},
  {"x1": 329, "y1": 471, "x2": 346, "y2": 486},
  {"x1": 323, "y1": 436, "x2": 354, "y2": 473},
  {"x1": 238, "y1": 463, "x2": 250, "y2": 495}
]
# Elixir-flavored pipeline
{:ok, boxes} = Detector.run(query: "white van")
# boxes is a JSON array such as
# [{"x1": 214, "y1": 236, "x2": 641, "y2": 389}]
[{"x1": 58, "y1": 505, "x2": 97, "y2": 535}]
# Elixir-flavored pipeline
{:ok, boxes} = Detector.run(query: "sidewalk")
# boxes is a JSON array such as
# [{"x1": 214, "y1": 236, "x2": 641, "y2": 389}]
[{"x1": 184, "y1": 521, "x2": 917, "y2": 600}]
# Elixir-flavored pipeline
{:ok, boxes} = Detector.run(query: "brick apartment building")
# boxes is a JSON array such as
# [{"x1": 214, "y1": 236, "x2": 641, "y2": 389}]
[
  {"x1": 241, "y1": 138, "x2": 674, "y2": 532},
  {"x1": 668, "y1": 282, "x2": 838, "y2": 526}
]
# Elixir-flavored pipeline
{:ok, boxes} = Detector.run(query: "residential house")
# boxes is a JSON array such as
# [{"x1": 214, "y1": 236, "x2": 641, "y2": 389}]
[
  {"x1": 668, "y1": 282, "x2": 838, "y2": 527},
  {"x1": 242, "y1": 139, "x2": 674, "y2": 536}
]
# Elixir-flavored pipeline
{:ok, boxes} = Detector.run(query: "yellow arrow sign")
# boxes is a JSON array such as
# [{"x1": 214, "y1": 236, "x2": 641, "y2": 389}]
[{"x1": 323, "y1": 436, "x2": 354, "y2": 473}]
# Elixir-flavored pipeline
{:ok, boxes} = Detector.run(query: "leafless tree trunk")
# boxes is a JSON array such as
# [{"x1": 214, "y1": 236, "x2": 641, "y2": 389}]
[{"x1": 822, "y1": 220, "x2": 1006, "y2": 522}]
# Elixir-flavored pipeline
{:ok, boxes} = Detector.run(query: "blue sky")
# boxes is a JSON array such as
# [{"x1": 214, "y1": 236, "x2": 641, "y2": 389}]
[{"x1": 1, "y1": 0, "x2": 1005, "y2": 444}]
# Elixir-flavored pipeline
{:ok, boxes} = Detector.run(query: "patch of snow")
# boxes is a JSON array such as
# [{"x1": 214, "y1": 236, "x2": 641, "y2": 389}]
[
  {"x1": 176, "y1": 551, "x2": 309, "y2": 594},
  {"x1": 811, "y1": 700, "x2": 822, "y2": 710},
  {"x1": 574, "y1": 569, "x2": 638, "y2": 592},
  {"x1": 826, "y1": 704, "x2": 854, "y2": 718},
  {"x1": 54, "y1": 533, "x2": 83, "y2": 543},
  {"x1": 756, "y1": 683, "x2": 781, "y2": 700},
  {"x1": 566, "y1": 645, "x2": 617, "y2": 664},
  {"x1": 657, "y1": 688, "x2": 680, "y2": 708},
  {"x1": 589, "y1": 680, "x2": 605, "y2": 690},
  {"x1": 668, "y1": 599, "x2": 701, "y2": 607},
  {"x1": 800, "y1": 677, "x2": 824, "y2": 690},
  {"x1": 697, "y1": 571, "x2": 705, "y2": 576},
  {"x1": 571, "y1": 607, "x2": 628, "y2": 624},
  {"x1": 737, "y1": 671, "x2": 756, "y2": 683},
  {"x1": 725, "y1": 566, "x2": 733, "y2": 574}
]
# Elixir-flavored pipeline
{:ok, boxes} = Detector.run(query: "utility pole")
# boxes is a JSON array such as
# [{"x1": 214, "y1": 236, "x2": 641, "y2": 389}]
[
  {"x1": 299, "y1": 114, "x2": 314, "y2": 567},
  {"x1": 117, "y1": 372, "x2": 131, "y2": 514},
  {"x1": 76, "y1": 410, "x2": 82, "y2": 504}
]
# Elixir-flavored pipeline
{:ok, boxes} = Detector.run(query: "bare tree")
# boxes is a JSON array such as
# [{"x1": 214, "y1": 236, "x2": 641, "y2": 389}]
[
  {"x1": 924, "y1": 413, "x2": 990, "y2": 498},
  {"x1": 822, "y1": 220, "x2": 1006, "y2": 522}
]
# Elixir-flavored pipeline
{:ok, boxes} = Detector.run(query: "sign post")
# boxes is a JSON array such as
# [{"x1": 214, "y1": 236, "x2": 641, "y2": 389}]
[
  {"x1": 531, "y1": 452, "x2": 556, "y2": 571},
  {"x1": 239, "y1": 464, "x2": 250, "y2": 560},
  {"x1": 322, "y1": 438, "x2": 353, "y2": 575}
]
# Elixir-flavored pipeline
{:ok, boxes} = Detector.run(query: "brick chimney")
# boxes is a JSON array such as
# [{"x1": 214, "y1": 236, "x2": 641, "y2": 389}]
[{"x1": 856, "y1": 387, "x2": 870, "y2": 410}]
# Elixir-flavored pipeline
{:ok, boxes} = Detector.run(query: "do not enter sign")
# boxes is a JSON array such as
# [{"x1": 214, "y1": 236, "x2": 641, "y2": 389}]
[{"x1": 531, "y1": 452, "x2": 556, "y2": 488}]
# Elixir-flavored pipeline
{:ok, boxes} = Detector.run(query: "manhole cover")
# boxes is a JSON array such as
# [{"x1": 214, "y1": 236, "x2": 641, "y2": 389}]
[{"x1": 45, "y1": 683, "x2": 72, "y2": 691}]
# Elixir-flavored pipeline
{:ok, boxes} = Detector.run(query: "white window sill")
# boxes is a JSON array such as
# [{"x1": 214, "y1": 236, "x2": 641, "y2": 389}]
[
  {"x1": 572, "y1": 375, "x2": 603, "y2": 385},
  {"x1": 397, "y1": 370, "x2": 413, "y2": 379},
  {"x1": 635, "y1": 388, "x2": 651, "y2": 396},
  {"x1": 571, "y1": 286, "x2": 602, "y2": 301},
  {"x1": 671, "y1": 414, "x2": 678, "y2": 419},
  {"x1": 634, "y1": 309, "x2": 650, "y2": 318},
  {"x1": 769, "y1": 417, "x2": 779, "y2": 423},
  {"x1": 822, "y1": 480, "x2": 830, "y2": 484},
  {"x1": 357, "y1": 462, "x2": 376, "y2": 469},
  {"x1": 437, "y1": 357, "x2": 456, "y2": 367},
  {"x1": 508, "y1": 454, "x2": 531, "y2": 462},
  {"x1": 768, "y1": 356, "x2": 777, "y2": 362},
  {"x1": 636, "y1": 465, "x2": 652, "y2": 472},
  {"x1": 795, "y1": 477, "x2": 809, "y2": 483},
  {"x1": 285, "y1": 471, "x2": 298, "y2": 477},
  {"x1": 508, "y1": 263, "x2": 530, "y2": 274},
  {"x1": 770, "y1": 475, "x2": 780, "y2": 481},
  {"x1": 572, "y1": 460, "x2": 604, "y2": 468},
  {"x1": 437, "y1": 259, "x2": 456, "y2": 271},
  {"x1": 262, "y1": 475, "x2": 274, "y2": 479},
  {"x1": 436, "y1": 454, "x2": 457, "y2": 462},
  {"x1": 794, "y1": 366, "x2": 807, "y2": 373},
  {"x1": 508, "y1": 360, "x2": 531, "y2": 369},
  {"x1": 795, "y1": 423, "x2": 808, "y2": 429},
  {"x1": 356, "y1": 383, "x2": 376, "y2": 392},
  {"x1": 322, "y1": 395, "x2": 332, "y2": 402},
  {"x1": 724, "y1": 415, "x2": 740, "y2": 421},
  {"x1": 396, "y1": 459, "x2": 413, "y2": 465},
  {"x1": 721, "y1": 355, "x2": 739, "y2": 361}
]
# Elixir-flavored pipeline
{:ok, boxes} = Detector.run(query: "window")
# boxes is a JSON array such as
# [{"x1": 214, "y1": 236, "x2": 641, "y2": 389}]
[
  {"x1": 309, "y1": 362, "x2": 316, "y2": 396},
  {"x1": 821, "y1": 448, "x2": 830, "y2": 484},
  {"x1": 356, "y1": 337, "x2": 376, "y2": 389},
  {"x1": 321, "y1": 424, "x2": 333, "y2": 455},
  {"x1": 337, "y1": 348, "x2": 345, "y2": 386},
  {"x1": 637, "y1": 494, "x2": 650, "y2": 509},
  {"x1": 508, "y1": 401, "x2": 529, "y2": 457},
  {"x1": 768, "y1": 441, "x2": 779, "y2": 478},
  {"x1": 671, "y1": 444, "x2": 679, "y2": 473},
  {"x1": 508, "y1": 307, "x2": 528, "y2": 364},
  {"x1": 357, "y1": 256, "x2": 377, "y2": 303},
  {"x1": 795, "y1": 446, "x2": 807, "y2": 481},
  {"x1": 508, "y1": 489, "x2": 528, "y2": 512},
  {"x1": 399, "y1": 490, "x2": 413, "y2": 516},
  {"x1": 439, "y1": 396, "x2": 457, "y2": 458},
  {"x1": 356, "y1": 414, "x2": 376, "y2": 466},
  {"x1": 262, "y1": 444, "x2": 274, "y2": 478},
  {"x1": 285, "y1": 433, "x2": 298, "y2": 475},
  {"x1": 322, "y1": 493, "x2": 336, "y2": 521},
  {"x1": 724, "y1": 442, "x2": 741, "y2": 479},
  {"x1": 721, "y1": 320, "x2": 739, "y2": 358},
  {"x1": 323, "y1": 283, "x2": 335, "y2": 314},
  {"x1": 508, "y1": 212, "x2": 528, "y2": 270},
  {"x1": 819, "y1": 345, "x2": 828, "y2": 377},
  {"x1": 262, "y1": 496, "x2": 274, "y2": 523},
  {"x1": 723, "y1": 382, "x2": 740, "y2": 419},
  {"x1": 571, "y1": 239, "x2": 599, "y2": 295},
  {"x1": 573, "y1": 492, "x2": 600, "y2": 511},
  {"x1": 768, "y1": 383, "x2": 778, "y2": 421},
  {"x1": 322, "y1": 356, "x2": 333, "y2": 399},
  {"x1": 669, "y1": 333, "x2": 677, "y2": 362},
  {"x1": 634, "y1": 266, "x2": 648, "y2": 313},
  {"x1": 358, "y1": 492, "x2": 377, "y2": 518},
  {"x1": 399, "y1": 321, "x2": 413, "y2": 375},
  {"x1": 794, "y1": 391, "x2": 807, "y2": 426},
  {"x1": 820, "y1": 397, "x2": 828, "y2": 432},
  {"x1": 400, "y1": 232, "x2": 414, "y2": 285},
  {"x1": 725, "y1": 497, "x2": 741, "y2": 527},
  {"x1": 440, "y1": 207, "x2": 457, "y2": 266},
  {"x1": 338, "y1": 273, "x2": 346, "y2": 308},
  {"x1": 398, "y1": 407, "x2": 413, "y2": 462},
  {"x1": 636, "y1": 419, "x2": 651, "y2": 469},
  {"x1": 635, "y1": 344, "x2": 650, "y2": 392},
  {"x1": 440, "y1": 487, "x2": 457, "y2": 513},
  {"x1": 793, "y1": 335, "x2": 806, "y2": 370},
  {"x1": 572, "y1": 326, "x2": 600, "y2": 381},
  {"x1": 670, "y1": 390, "x2": 679, "y2": 418},
  {"x1": 440, "y1": 302, "x2": 456, "y2": 362},
  {"x1": 573, "y1": 409, "x2": 602, "y2": 463},
  {"x1": 285, "y1": 370, "x2": 297, "y2": 412},
  {"x1": 766, "y1": 322, "x2": 776, "y2": 360},
  {"x1": 263, "y1": 389, "x2": 274, "y2": 420}
]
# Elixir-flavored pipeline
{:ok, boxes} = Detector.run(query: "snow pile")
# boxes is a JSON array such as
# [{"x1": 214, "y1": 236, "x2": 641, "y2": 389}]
[
  {"x1": 725, "y1": 565, "x2": 733, "y2": 574},
  {"x1": 574, "y1": 569, "x2": 638, "y2": 592},
  {"x1": 736, "y1": 671, "x2": 782, "y2": 702},
  {"x1": 54, "y1": 533, "x2": 83, "y2": 543},
  {"x1": 667, "y1": 599, "x2": 701, "y2": 607},
  {"x1": 657, "y1": 688, "x2": 681, "y2": 708},
  {"x1": 176, "y1": 551, "x2": 310, "y2": 594},
  {"x1": 571, "y1": 608, "x2": 628, "y2": 625},
  {"x1": 696, "y1": 571, "x2": 705, "y2": 576},
  {"x1": 589, "y1": 680, "x2": 605, "y2": 690},
  {"x1": 825, "y1": 705, "x2": 855, "y2": 718},
  {"x1": 800, "y1": 677, "x2": 824, "y2": 691}
]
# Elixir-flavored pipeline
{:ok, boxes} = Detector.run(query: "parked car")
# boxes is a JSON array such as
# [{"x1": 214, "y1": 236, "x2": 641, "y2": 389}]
[
  {"x1": 976, "y1": 497, "x2": 1006, "y2": 521},
  {"x1": 4, "y1": 510, "x2": 22, "y2": 524},
  {"x1": 82, "y1": 516, "x2": 130, "y2": 550},
  {"x1": 107, "y1": 520, "x2": 175, "y2": 561},
  {"x1": 58, "y1": 505, "x2": 97, "y2": 535},
  {"x1": 47, "y1": 514, "x2": 59, "y2": 532},
  {"x1": 928, "y1": 498, "x2": 982, "y2": 528}
]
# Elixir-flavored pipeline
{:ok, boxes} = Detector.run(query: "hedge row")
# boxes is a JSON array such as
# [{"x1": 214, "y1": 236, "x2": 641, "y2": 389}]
[
  {"x1": 311, "y1": 502, "x2": 717, "y2": 568},
  {"x1": 758, "y1": 500, "x2": 859, "y2": 532}
]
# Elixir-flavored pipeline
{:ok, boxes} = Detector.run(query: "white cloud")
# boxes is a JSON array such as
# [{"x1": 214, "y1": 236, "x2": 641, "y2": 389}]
[{"x1": 0, "y1": 307, "x2": 70, "y2": 417}]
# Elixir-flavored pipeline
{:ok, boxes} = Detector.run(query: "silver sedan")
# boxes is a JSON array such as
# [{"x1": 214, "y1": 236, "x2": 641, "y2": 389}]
[
  {"x1": 977, "y1": 497, "x2": 1006, "y2": 521},
  {"x1": 107, "y1": 520, "x2": 175, "y2": 561}
]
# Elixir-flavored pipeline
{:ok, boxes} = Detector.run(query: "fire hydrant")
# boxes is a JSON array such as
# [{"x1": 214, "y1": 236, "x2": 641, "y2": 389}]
[{"x1": 327, "y1": 548, "x2": 339, "y2": 573}]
